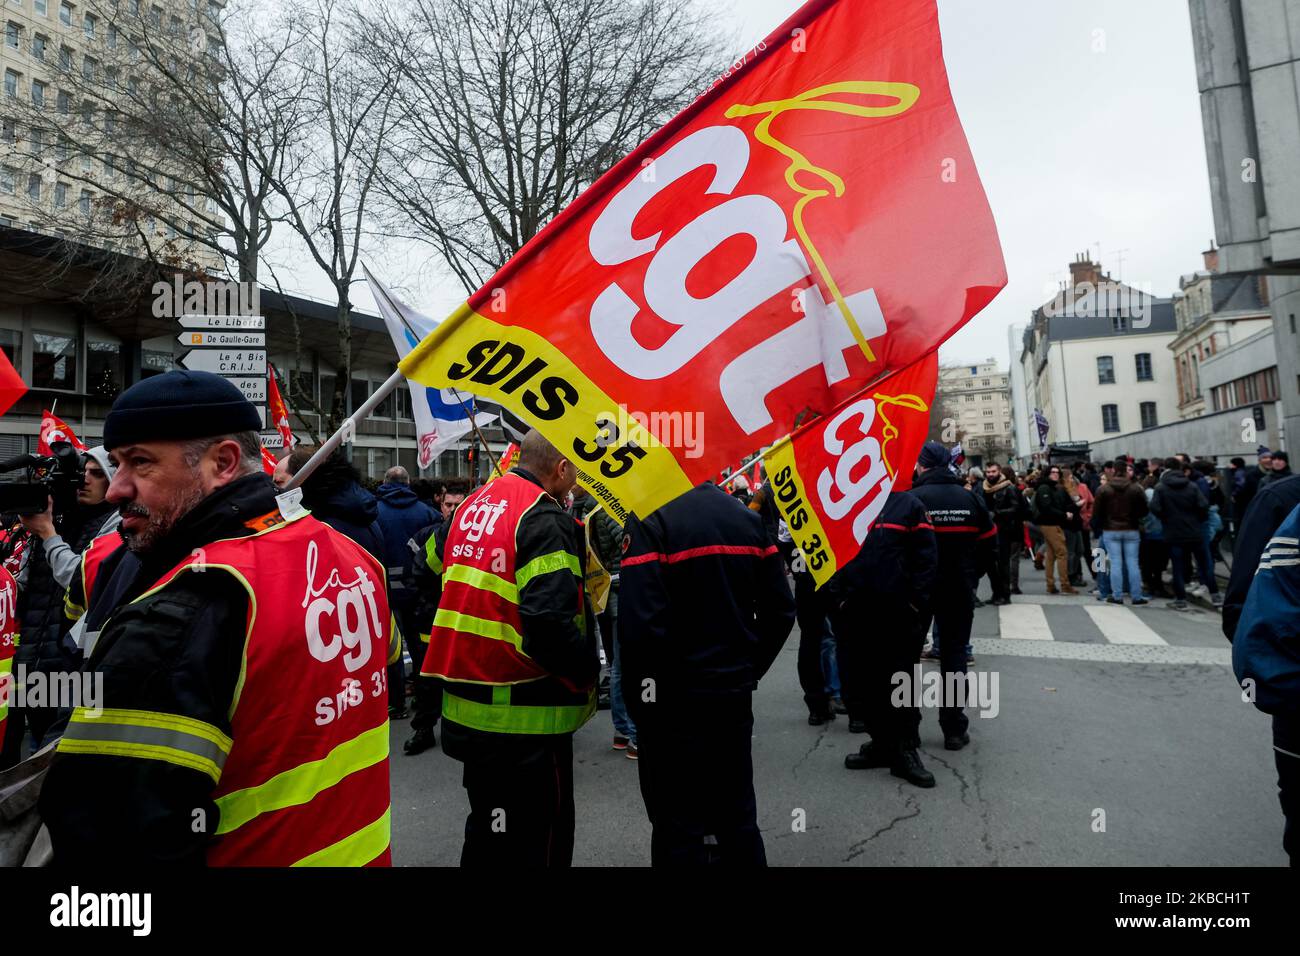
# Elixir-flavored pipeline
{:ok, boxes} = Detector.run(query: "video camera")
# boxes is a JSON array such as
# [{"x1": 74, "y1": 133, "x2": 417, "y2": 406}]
[{"x1": 0, "y1": 442, "x2": 85, "y2": 520}]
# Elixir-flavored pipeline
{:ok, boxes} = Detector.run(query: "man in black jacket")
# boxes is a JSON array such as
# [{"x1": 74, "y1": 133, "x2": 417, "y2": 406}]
[
  {"x1": 828, "y1": 490, "x2": 937, "y2": 787},
  {"x1": 1224, "y1": 473, "x2": 1300, "y2": 640},
  {"x1": 1033, "y1": 465, "x2": 1076, "y2": 594},
  {"x1": 908, "y1": 442, "x2": 996, "y2": 750},
  {"x1": 1150, "y1": 458, "x2": 1214, "y2": 610},
  {"x1": 39, "y1": 370, "x2": 398, "y2": 865},
  {"x1": 621, "y1": 482, "x2": 795, "y2": 865},
  {"x1": 981, "y1": 462, "x2": 1021, "y2": 605}
]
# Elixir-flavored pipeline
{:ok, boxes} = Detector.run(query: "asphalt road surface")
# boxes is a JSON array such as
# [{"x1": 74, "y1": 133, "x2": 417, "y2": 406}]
[{"x1": 390, "y1": 558, "x2": 1287, "y2": 866}]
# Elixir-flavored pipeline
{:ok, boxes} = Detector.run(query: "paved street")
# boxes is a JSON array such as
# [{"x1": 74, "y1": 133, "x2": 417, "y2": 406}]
[{"x1": 391, "y1": 558, "x2": 1287, "y2": 866}]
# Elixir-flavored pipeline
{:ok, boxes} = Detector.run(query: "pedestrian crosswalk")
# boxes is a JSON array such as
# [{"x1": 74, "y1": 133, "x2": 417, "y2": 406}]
[{"x1": 964, "y1": 593, "x2": 1232, "y2": 666}]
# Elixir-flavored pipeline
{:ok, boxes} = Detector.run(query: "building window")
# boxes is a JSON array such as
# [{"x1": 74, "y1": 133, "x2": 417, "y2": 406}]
[
  {"x1": 1140, "y1": 402, "x2": 1158, "y2": 430},
  {"x1": 56, "y1": 89, "x2": 69, "y2": 113},
  {"x1": 31, "y1": 32, "x2": 45, "y2": 58},
  {"x1": 82, "y1": 55, "x2": 95, "y2": 82},
  {"x1": 4, "y1": 69, "x2": 18, "y2": 98},
  {"x1": 30, "y1": 78, "x2": 44, "y2": 106},
  {"x1": 981, "y1": 393, "x2": 991, "y2": 400},
  {"x1": 1112, "y1": 315, "x2": 1128, "y2": 333},
  {"x1": 0, "y1": 118, "x2": 11, "y2": 143},
  {"x1": 1097, "y1": 355, "x2": 1115, "y2": 384},
  {"x1": 982, "y1": 378, "x2": 990, "y2": 386},
  {"x1": 83, "y1": 11, "x2": 94, "y2": 38},
  {"x1": 983, "y1": 409, "x2": 993, "y2": 416},
  {"x1": 58, "y1": 44, "x2": 70, "y2": 70},
  {"x1": 54, "y1": 181, "x2": 67, "y2": 206},
  {"x1": 107, "y1": 23, "x2": 116, "y2": 48},
  {"x1": 27, "y1": 172, "x2": 40, "y2": 200},
  {"x1": 0, "y1": 329, "x2": 20, "y2": 366},
  {"x1": 1101, "y1": 404, "x2": 1119, "y2": 433},
  {"x1": 29, "y1": 125, "x2": 43, "y2": 156},
  {"x1": 34, "y1": 0, "x2": 46, "y2": 14},
  {"x1": 0, "y1": 167, "x2": 14, "y2": 194},
  {"x1": 59, "y1": 1, "x2": 70, "y2": 26},
  {"x1": 78, "y1": 188, "x2": 91, "y2": 216},
  {"x1": 1135, "y1": 352, "x2": 1153, "y2": 382},
  {"x1": 86, "y1": 339, "x2": 122, "y2": 399},
  {"x1": 964, "y1": 395, "x2": 973, "y2": 403},
  {"x1": 984, "y1": 423, "x2": 993, "y2": 432},
  {"x1": 5, "y1": 21, "x2": 18, "y2": 48},
  {"x1": 33, "y1": 330, "x2": 78, "y2": 389}
]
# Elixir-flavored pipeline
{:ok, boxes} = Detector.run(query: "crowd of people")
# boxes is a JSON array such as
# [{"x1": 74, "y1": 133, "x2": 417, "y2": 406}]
[{"x1": 1, "y1": 369, "x2": 1297, "y2": 867}]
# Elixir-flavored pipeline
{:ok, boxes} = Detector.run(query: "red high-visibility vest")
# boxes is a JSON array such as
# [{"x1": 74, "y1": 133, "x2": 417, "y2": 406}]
[
  {"x1": 60, "y1": 511, "x2": 398, "y2": 866},
  {"x1": 424, "y1": 472, "x2": 594, "y2": 735},
  {"x1": 0, "y1": 566, "x2": 16, "y2": 744}
]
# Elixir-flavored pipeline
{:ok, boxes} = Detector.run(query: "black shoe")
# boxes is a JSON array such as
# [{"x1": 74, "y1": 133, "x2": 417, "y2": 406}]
[
  {"x1": 808, "y1": 710, "x2": 837, "y2": 726},
  {"x1": 989, "y1": 597, "x2": 1010, "y2": 606},
  {"x1": 1010, "y1": 587, "x2": 1023, "y2": 595},
  {"x1": 943, "y1": 732, "x2": 971, "y2": 751},
  {"x1": 388, "y1": 706, "x2": 409, "y2": 720},
  {"x1": 403, "y1": 728, "x2": 437, "y2": 755},
  {"x1": 597, "y1": 691, "x2": 612, "y2": 711},
  {"x1": 891, "y1": 748, "x2": 936, "y2": 788},
  {"x1": 848, "y1": 718, "x2": 867, "y2": 734},
  {"x1": 972, "y1": 597, "x2": 985, "y2": 608},
  {"x1": 830, "y1": 697, "x2": 848, "y2": 715},
  {"x1": 845, "y1": 742, "x2": 893, "y2": 770}
]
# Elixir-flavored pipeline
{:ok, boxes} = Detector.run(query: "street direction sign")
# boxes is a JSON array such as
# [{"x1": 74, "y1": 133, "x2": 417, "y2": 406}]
[
  {"x1": 176, "y1": 314, "x2": 265, "y2": 330},
  {"x1": 177, "y1": 330, "x2": 266, "y2": 348},
  {"x1": 229, "y1": 376, "x2": 267, "y2": 403},
  {"x1": 179, "y1": 349, "x2": 267, "y2": 375}
]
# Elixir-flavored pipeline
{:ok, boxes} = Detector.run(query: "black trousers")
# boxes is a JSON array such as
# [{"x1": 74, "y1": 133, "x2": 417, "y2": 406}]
[
  {"x1": 990, "y1": 528, "x2": 1012, "y2": 601},
  {"x1": 1274, "y1": 711, "x2": 1300, "y2": 866},
  {"x1": 919, "y1": 599, "x2": 972, "y2": 738},
  {"x1": 636, "y1": 694, "x2": 765, "y2": 866},
  {"x1": 460, "y1": 733, "x2": 575, "y2": 867},
  {"x1": 409, "y1": 672, "x2": 442, "y2": 733},
  {"x1": 793, "y1": 571, "x2": 831, "y2": 714},
  {"x1": 836, "y1": 608, "x2": 922, "y2": 751}
]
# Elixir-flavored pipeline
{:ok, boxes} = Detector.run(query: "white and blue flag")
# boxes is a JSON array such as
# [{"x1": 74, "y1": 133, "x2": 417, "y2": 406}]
[{"x1": 364, "y1": 266, "x2": 497, "y2": 468}]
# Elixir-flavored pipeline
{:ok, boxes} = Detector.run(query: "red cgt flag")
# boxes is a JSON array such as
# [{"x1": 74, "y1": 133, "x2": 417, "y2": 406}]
[
  {"x1": 399, "y1": 0, "x2": 1004, "y2": 523},
  {"x1": 762, "y1": 351, "x2": 938, "y2": 587},
  {"x1": 267, "y1": 365, "x2": 294, "y2": 450},
  {"x1": 260, "y1": 441, "x2": 279, "y2": 475},
  {"x1": 0, "y1": 350, "x2": 25, "y2": 419},
  {"x1": 37, "y1": 409, "x2": 88, "y2": 456}
]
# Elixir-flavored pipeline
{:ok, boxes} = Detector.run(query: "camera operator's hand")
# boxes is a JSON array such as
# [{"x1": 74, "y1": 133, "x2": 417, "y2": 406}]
[{"x1": 20, "y1": 496, "x2": 56, "y2": 540}]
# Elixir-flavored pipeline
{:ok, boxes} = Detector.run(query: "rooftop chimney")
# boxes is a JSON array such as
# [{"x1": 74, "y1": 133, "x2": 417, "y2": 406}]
[
  {"x1": 1068, "y1": 252, "x2": 1101, "y2": 288},
  {"x1": 1202, "y1": 240, "x2": 1219, "y2": 273}
]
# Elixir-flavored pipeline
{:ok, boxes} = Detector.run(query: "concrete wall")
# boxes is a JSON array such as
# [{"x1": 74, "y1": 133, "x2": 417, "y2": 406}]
[
  {"x1": 1087, "y1": 402, "x2": 1280, "y2": 466},
  {"x1": 1199, "y1": 327, "x2": 1276, "y2": 393}
]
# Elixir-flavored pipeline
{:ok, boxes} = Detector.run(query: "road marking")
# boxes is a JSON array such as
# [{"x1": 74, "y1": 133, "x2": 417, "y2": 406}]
[
  {"x1": 998, "y1": 603, "x2": 1053, "y2": 640},
  {"x1": 970, "y1": 637, "x2": 1229, "y2": 667},
  {"x1": 1083, "y1": 605, "x2": 1169, "y2": 646}
]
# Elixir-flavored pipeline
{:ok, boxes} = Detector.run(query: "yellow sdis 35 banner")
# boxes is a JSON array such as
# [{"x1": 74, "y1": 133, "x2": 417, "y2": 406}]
[
  {"x1": 763, "y1": 353, "x2": 938, "y2": 588},
  {"x1": 399, "y1": 0, "x2": 1003, "y2": 522}
]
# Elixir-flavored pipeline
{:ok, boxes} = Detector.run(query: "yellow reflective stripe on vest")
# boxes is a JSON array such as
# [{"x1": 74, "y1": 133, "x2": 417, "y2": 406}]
[
  {"x1": 432, "y1": 608, "x2": 525, "y2": 652},
  {"x1": 387, "y1": 613, "x2": 402, "y2": 665},
  {"x1": 213, "y1": 722, "x2": 389, "y2": 836},
  {"x1": 0, "y1": 655, "x2": 12, "y2": 723},
  {"x1": 64, "y1": 592, "x2": 85, "y2": 621},
  {"x1": 442, "y1": 563, "x2": 519, "y2": 603},
  {"x1": 291, "y1": 806, "x2": 391, "y2": 867},
  {"x1": 516, "y1": 550, "x2": 581, "y2": 590},
  {"x1": 425, "y1": 534, "x2": 443, "y2": 576},
  {"x1": 442, "y1": 686, "x2": 596, "y2": 735},
  {"x1": 57, "y1": 706, "x2": 232, "y2": 783}
]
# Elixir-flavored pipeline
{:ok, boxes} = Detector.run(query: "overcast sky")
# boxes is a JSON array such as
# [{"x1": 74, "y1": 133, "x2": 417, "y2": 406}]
[{"x1": 276, "y1": 0, "x2": 1217, "y2": 375}]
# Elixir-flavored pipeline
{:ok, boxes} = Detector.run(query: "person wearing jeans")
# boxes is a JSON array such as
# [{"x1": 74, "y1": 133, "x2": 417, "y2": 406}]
[
  {"x1": 1093, "y1": 468, "x2": 1150, "y2": 604},
  {"x1": 1150, "y1": 458, "x2": 1210, "y2": 610}
]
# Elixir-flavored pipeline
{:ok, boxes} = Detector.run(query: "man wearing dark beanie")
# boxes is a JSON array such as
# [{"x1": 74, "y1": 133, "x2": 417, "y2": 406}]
[{"x1": 40, "y1": 370, "x2": 399, "y2": 866}]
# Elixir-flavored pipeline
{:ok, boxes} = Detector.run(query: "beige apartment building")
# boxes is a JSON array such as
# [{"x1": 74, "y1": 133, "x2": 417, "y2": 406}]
[
  {"x1": 937, "y1": 358, "x2": 1013, "y2": 463},
  {"x1": 1, "y1": 0, "x2": 222, "y2": 270}
]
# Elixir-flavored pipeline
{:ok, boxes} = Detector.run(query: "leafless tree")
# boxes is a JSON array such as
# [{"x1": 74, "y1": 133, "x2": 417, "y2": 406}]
[
  {"x1": 364, "y1": 0, "x2": 729, "y2": 292},
  {"x1": 0, "y1": 0, "x2": 308, "y2": 295},
  {"x1": 268, "y1": 0, "x2": 399, "y2": 430}
]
